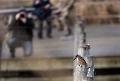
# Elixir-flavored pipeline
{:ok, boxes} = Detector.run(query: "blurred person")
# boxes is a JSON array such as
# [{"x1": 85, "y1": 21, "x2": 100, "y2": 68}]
[
  {"x1": 7, "y1": 7, "x2": 34, "y2": 58},
  {"x1": 32, "y1": 0, "x2": 52, "y2": 39},
  {"x1": 52, "y1": 0, "x2": 75, "y2": 40}
]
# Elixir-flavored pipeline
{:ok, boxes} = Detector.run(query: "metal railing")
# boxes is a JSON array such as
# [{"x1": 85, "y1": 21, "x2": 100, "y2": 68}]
[{"x1": 0, "y1": 8, "x2": 34, "y2": 14}]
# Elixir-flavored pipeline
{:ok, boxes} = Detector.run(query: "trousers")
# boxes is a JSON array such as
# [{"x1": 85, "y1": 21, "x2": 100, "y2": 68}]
[
  {"x1": 7, "y1": 38, "x2": 33, "y2": 56},
  {"x1": 38, "y1": 15, "x2": 52, "y2": 38}
]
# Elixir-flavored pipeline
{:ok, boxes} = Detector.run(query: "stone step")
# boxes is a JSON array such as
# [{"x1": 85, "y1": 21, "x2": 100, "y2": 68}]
[
  {"x1": 94, "y1": 56, "x2": 120, "y2": 68},
  {"x1": 1, "y1": 57, "x2": 73, "y2": 71},
  {"x1": 1, "y1": 56, "x2": 120, "y2": 71},
  {"x1": 1, "y1": 56, "x2": 120, "y2": 81},
  {"x1": 1, "y1": 77, "x2": 73, "y2": 81},
  {"x1": 1, "y1": 75, "x2": 120, "y2": 81}
]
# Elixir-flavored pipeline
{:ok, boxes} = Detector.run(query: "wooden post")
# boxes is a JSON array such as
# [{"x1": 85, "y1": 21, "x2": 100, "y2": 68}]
[
  {"x1": 74, "y1": 16, "x2": 94, "y2": 81},
  {"x1": 0, "y1": 38, "x2": 2, "y2": 81},
  {"x1": 0, "y1": 15, "x2": 9, "y2": 80}
]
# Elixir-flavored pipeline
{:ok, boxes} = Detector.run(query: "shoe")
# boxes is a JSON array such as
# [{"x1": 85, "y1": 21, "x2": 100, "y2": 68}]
[
  {"x1": 38, "y1": 33, "x2": 43, "y2": 39},
  {"x1": 10, "y1": 53, "x2": 15, "y2": 58},
  {"x1": 10, "y1": 50, "x2": 15, "y2": 58},
  {"x1": 60, "y1": 35, "x2": 73, "y2": 40},
  {"x1": 24, "y1": 54, "x2": 32, "y2": 57},
  {"x1": 47, "y1": 35, "x2": 52, "y2": 38}
]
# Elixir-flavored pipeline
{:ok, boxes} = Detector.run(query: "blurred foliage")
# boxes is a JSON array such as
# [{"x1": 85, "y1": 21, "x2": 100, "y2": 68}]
[{"x1": 0, "y1": 0, "x2": 119, "y2": 25}]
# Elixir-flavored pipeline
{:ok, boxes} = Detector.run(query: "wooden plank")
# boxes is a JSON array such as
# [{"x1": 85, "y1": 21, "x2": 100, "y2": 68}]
[
  {"x1": 1, "y1": 25, "x2": 120, "y2": 58},
  {"x1": 94, "y1": 56, "x2": 120, "y2": 68},
  {"x1": 1, "y1": 56, "x2": 120, "y2": 71},
  {"x1": 1, "y1": 58, "x2": 73, "y2": 71},
  {"x1": 1, "y1": 68, "x2": 120, "y2": 77},
  {"x1": 1, "y1": 75, "x2": 120, "y2": 81},
  {"x1": 0, "y1": 69, "x2": 73, "y2": 78},
  {"x1": 0, "y1": 77, "x2": 73, "y2": 81}
]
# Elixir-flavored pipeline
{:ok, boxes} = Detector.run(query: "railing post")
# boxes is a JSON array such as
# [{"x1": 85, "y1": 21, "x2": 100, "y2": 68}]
[
  {"x1": 0, "y1": 38, "x2": 3, "y2": 81},
  {"x1": 74, "y1": 16, "x2": 95, "y2": 81},
  {"x1": 118, "y1": 0, "x2": 120, "y2": 24}
]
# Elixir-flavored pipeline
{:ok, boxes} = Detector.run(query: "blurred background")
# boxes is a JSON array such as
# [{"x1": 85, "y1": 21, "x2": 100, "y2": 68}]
[{"x1": 0, "y1": 0, "x2": 120, "y2": 81}]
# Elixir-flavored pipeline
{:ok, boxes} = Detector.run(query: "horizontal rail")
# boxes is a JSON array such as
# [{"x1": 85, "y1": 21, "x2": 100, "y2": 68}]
[
  {"x1": 0, "y1": 8, "x2": 120, "y2": 19},
  {"x1": 0, "y1": 69, "x2": 72, "y2": 78},
  {"x1": 0, "y1": 0, "x2": 30, "y2": 2},
  {"x1": 0, "y1": 0, "x2": 119, "y2": 4},
  {"x1": 0, "y1": 7, "x2": 34, "y2": 15}
]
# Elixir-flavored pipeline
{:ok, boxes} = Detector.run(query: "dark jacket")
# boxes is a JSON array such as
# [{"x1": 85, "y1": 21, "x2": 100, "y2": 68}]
[
  {"x1": 42, "y1": 0, "x2": 50, "y2": 6},
  {"x1": 8, "y1": 18, "x2": 34, "y2": 41},
  {"x1": 32, "y1": 0, "x2": 52, "y2": 18}
]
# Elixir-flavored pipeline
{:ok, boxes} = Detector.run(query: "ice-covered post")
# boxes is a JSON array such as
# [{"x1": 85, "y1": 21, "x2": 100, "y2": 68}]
[{"x1": 74, "y1": 16, "x2": 94, "y2": 81}]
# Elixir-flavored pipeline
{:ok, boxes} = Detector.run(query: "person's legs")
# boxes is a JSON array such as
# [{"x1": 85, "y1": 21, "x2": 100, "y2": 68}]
[
  {"x1": 60, "y1": 17, "x2": 73, "y2": 40},
  {"x1": 38, "y1": 19, "x2": 43, "y2": 39},
  {"x1": 62, "y1": 16, "x2": 72, "y2": 36},
  {"x1": 22, "y1": 41, "x2": 33, "y2": 57},
  {"x1": 46, "y1": 16, "x2": 52, "y2": 38},
  {"x1": 7, "y1": 38, "x2": 21, "y2": 57},
  {"x1": 66, "y1": 17, "x2": 72, "y2": 35}
]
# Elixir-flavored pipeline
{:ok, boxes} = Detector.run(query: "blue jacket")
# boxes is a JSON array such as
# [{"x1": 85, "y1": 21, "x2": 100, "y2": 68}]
[{"x1": 32, "y1": 0, "x2": 51, "y2": 18}]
